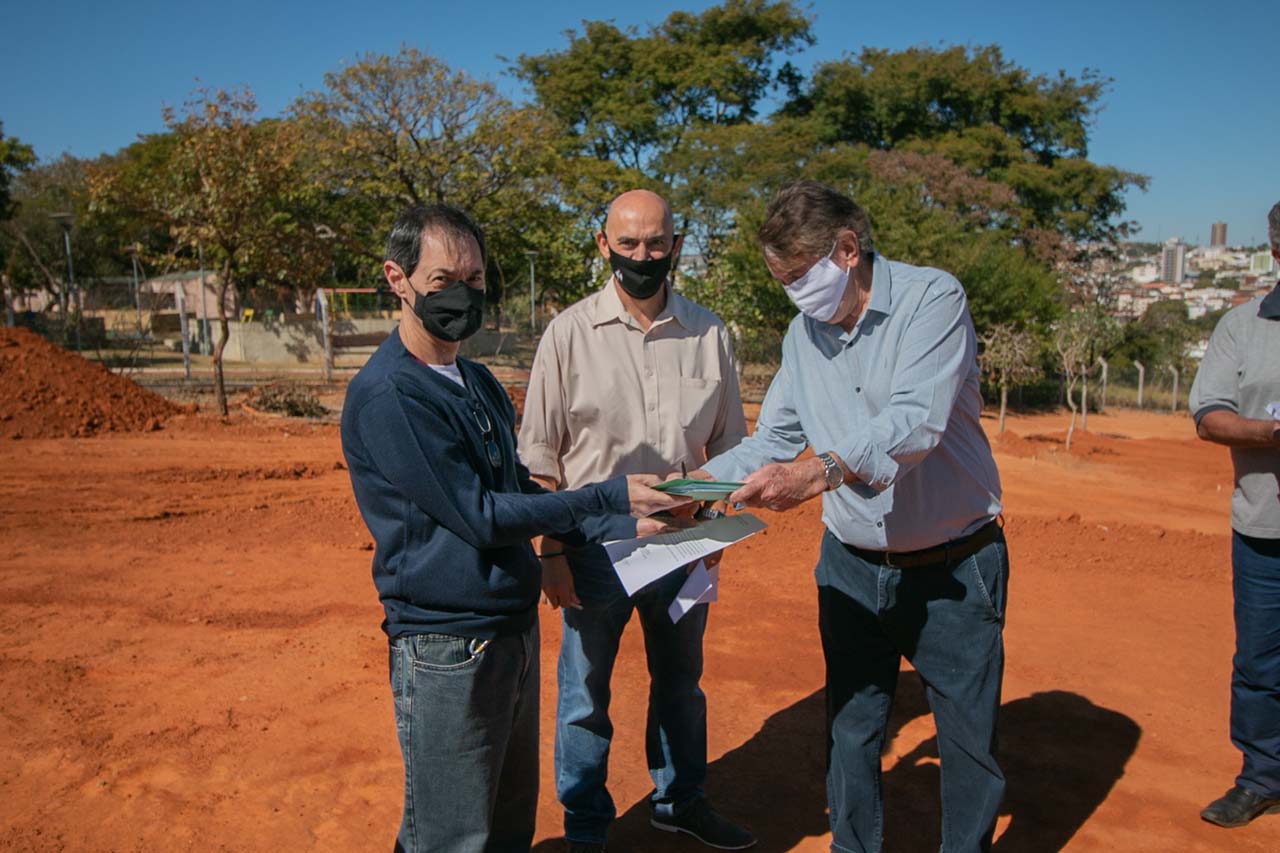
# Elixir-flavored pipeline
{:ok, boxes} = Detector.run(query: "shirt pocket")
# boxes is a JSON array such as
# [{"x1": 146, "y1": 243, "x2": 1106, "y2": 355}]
[{"x1": 678, "y1": 376, "x2": 721, "y2": 442}]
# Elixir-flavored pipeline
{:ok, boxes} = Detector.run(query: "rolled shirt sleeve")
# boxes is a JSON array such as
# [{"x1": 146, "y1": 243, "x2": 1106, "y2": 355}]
[{"x1": 1188, "y1": 312, "x2": 1239, "y2": 425}]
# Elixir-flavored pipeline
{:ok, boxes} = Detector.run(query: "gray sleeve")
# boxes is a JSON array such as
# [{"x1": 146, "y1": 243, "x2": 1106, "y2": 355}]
[{"x1": 1188, "y1": 310, "x2": 1240, "y2": 424}]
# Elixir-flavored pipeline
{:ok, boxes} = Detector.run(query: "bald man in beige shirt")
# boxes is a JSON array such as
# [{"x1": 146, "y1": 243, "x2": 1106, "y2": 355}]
[{"x1": 519, "y1": 190, "x2": 754, "y2": 851}]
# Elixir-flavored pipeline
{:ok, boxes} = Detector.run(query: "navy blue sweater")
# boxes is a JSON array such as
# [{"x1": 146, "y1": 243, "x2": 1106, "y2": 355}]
[{"x1": 341, "y1": 332, "x2": 632, "y2": 639}]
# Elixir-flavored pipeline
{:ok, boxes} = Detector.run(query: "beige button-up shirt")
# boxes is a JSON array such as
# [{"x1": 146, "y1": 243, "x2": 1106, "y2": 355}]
[{"x1": 519, "y1": 281, "x2": 747, "y2": 490}]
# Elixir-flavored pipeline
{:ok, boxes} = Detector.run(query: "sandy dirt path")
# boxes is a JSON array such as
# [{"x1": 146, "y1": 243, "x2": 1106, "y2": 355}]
[{"x1": 1, "y1": 408, "x2": 1275, "y2": 851}]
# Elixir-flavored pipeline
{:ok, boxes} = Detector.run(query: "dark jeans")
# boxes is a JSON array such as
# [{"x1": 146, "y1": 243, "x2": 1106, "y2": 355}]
[
  {"x1": 555, "y1": 556, "x2": 709, "y2": 843},
  {"x1": 1231, "y1": 531, "x2": 1280, "y2": 797},
  {"x1": 388, "y1": 624, "x2": 539, "y2": 853},
  {"x1": 816, "y1": 529, "x2": 1008, "y2": 853}
]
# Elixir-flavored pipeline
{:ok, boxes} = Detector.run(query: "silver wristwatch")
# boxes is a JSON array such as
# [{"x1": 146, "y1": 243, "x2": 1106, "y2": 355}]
[{"x1": 818, "y1": 451, "x2": 844, "y2": 490}]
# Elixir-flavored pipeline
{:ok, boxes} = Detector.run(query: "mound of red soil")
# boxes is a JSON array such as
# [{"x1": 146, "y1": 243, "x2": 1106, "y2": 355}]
[{"x1": 0, "y1": 327, "x2": 180, "y2": 438}]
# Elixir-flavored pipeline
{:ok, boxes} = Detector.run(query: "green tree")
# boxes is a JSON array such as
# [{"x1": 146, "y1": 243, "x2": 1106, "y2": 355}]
[
  {"x1": 2, "y1": 154, "x2": 134, "y2": 338},
  {"x1": 0, "y1": 122, "x2": 36, "y2": 221},
  {"x1": 514, "y1": 0, "x2": 814, "y2": 275},
  {"x1": 1052, "y1": 311, "x2": 1091, "y2": 451},
  {"x1": 515, "y1": 0, "x2": 811, "y2": 176},
  {"x1": 99, "y1": 87, "x2": 328, "y2": 415},
  {"x1": 785, "y1": 44, "x2": 1147, "y2": 251},
  {"x1": 980, "y1": 323, "x2": 1044, "y2": 433},
  {"x1": 1114, "y1": 299, "x2": 1199, "y2": 373},
  {"x1": 291, "y1": 46, "x2": 576, "y2": 315}
]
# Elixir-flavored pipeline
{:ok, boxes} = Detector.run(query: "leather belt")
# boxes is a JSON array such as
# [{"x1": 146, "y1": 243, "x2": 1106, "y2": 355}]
[{"x1": 843, "y1": 519, "x2": 1002, "y2": 569}]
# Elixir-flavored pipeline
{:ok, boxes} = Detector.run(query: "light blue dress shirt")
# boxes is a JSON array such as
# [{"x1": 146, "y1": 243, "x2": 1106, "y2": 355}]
[{"x1": 703, "y1": 254, "x2": 1002, "y2": 552}]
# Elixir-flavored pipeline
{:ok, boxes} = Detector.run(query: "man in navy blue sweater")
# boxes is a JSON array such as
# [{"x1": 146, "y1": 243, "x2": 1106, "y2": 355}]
[{"x1": 340, "y1": 203, "x2": 686, "y2": 853}]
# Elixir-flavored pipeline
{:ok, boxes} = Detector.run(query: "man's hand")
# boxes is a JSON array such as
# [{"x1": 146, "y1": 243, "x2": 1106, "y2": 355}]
[
  {"x1": 626, "y1": 474, "x2": 693, "y2": 517},
  {"x1": 540, "y1": 555, "x2": 581, "y2": 610},
  {"x1": 636, "y1": 514, "x2": 699, "y2": 538},
  {"x1": 729, "y1": 457, "x2": 827, "y2": 512}
]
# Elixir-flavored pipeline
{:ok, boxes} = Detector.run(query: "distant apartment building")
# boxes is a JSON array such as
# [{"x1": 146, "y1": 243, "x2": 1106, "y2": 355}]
[
  {"x1": 1160, "y1": 239, "x2": 1187, "y2": 284},
  {"x1": 1210, "y1": 221, "x2": 1227, "y2": 247},
  {"x1": 1250, "y1": 252, "x2": 1278, "y2": 275}
]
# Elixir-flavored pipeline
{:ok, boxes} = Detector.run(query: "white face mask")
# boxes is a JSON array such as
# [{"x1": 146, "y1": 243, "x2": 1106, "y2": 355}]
[{"x1": 782, "y1": 241, "x2": 850, "y2": 323}]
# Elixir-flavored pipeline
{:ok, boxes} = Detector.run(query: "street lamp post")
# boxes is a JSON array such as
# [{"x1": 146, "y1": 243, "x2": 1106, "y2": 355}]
[
  {"x1": 524, "y1": 250, "x2": 539, "y2": 333},
  {"x1": 49, "y1": 212, "x2": 81, "y2": 350}
]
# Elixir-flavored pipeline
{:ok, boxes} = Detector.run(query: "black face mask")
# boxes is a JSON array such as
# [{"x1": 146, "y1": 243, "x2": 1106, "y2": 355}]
[
  {"x1": 412, "y1": 280, "x2": 485, "y2": 342},
  {"x1": 608, "y1": 248, "x2": 674, "y2": 300}
]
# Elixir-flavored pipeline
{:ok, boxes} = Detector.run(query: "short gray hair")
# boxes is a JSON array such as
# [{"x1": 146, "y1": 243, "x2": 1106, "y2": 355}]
[
  {"x1": 1269, "y1": 201, "x2": 1280, "y2": 252},
  {"x1": 757, "y1": 180, "x2": 874, "y2": 264}
]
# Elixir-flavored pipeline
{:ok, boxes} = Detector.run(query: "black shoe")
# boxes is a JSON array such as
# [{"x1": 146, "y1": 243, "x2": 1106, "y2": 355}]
[
  {"x1": 650, "y1": 799, "x2": 757, "y2": 850},
  {"x1": 566, "y1": 842, "x2": 605, "y2": 853},
  {"x1": 1200, "y1": 785, "x2": 1280, "y2": 828}
]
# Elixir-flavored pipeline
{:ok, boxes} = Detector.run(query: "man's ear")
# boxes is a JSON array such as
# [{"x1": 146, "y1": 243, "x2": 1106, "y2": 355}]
[
  {"x1": 838, "y1": 228, "x2": 863, "y2": 268},
  {"x1": 384, "y1": 260, "x2": 410, "y2": 300},
  {"x1": 594, "y1": 230, "x2": 611, "y2": 261}
]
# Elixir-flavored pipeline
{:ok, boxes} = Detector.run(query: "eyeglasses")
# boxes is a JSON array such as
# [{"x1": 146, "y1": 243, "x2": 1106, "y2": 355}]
[{"x1": 471, "y1": 404, "x2": 503, "y2": 469}]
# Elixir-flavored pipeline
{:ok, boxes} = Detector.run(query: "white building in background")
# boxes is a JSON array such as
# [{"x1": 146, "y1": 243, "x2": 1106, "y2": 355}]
[
  {"x1": 1160, "y1": 239, "x2": 1187, "y2": 284},
  {"x1": 1183, "y1": 287, "x2": 1238, "y2": 319},
  {"x1": 1250, "y1": 252, "x2": 1278, "y2": 276},
  {"x1": 1130, "y1": 262, "x2": 1159, "y2": 283}
]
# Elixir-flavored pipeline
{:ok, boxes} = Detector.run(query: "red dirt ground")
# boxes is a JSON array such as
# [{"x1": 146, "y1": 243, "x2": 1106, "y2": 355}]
[
  {"x1": 0, "y1": 328, "x2": 180, "y2": 439},
  {"x1": 1, "y1": 403, "x2": 1276, "y2": 851}
]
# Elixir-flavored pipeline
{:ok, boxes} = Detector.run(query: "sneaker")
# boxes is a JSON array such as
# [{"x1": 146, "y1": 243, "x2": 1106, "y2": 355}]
[
  {"x1": 650, "y1": 799, "x2": 757, "y2": 850},
  {"x1": 1200, "y1": 785, "x2": 1280, "y2": 828}
]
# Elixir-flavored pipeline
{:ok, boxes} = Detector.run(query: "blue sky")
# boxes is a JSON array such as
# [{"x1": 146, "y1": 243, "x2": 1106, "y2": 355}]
[{"x1": 2, "y1": 0, "x2": 1275, "y2": 244}]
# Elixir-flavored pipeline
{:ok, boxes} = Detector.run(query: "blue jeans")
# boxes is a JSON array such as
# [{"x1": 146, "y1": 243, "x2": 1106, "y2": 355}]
[
  {"x1": 555, "y1": 555, "x2": 709, "y2": 843},
  {"x1": 1231, "y1": 531, "x2": 1280, "y2": 798},
  {"x1": 816, "y1": 529, "x2": 1008, "y2": 853},
  {"x1": 388, "y1": 624, "x2": 539, "y2": 853}
]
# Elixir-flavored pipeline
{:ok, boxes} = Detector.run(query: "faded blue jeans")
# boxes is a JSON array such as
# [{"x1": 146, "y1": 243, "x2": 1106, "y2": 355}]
[
  {"x1": 555, "y1": 553, "x2": 709, "y2": 843},
  {"x1": 816, "y1": 529, "x2": 1008, "y2": 853},
  {"x1": 388, "y1": 624, "x2": 539, "y2": 853},
  {"x1": 1231, "y1": 531, "x2": 1280, "y2": 798}
]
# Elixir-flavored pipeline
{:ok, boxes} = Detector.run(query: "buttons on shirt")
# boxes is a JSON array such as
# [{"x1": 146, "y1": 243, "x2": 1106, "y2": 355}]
[
  {"x1": 856, "y1": 387, "x2": 862, "y2": 393},
  {"x1": 876, "y1": 521, "x2": 883, "y2": 528}
]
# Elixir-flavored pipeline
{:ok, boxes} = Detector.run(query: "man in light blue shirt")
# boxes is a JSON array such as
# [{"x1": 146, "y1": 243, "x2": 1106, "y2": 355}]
[{"x1": 699, "y1": 181, "x2": 1007, "y2": 853}]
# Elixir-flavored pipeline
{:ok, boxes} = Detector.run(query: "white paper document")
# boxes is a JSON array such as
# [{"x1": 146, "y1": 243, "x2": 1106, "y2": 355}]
[
  {"x1": 668, "y1": 561, "x2": 720, "y2": 624},
  {"x1": 1268, "y1": 401, "x2": 1280, "y2": 420},
  {"x1": 604, "y1": 513, "x2": 766, "y2": 597}
]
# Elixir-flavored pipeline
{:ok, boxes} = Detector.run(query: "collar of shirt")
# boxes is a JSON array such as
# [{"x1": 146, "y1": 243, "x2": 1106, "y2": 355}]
[
  {"x1": 1259, "y1": 281, "x2": 1280, "y2": 320},
  {"x1": 811, "y1": 252, "x2": 894, "y2": 348},
  {"x1": 392, "y1": 332, "x2": 471, "y2": 399},
  {"x1": 590, "y1": 278, "x2": 692, "y2": 331}
]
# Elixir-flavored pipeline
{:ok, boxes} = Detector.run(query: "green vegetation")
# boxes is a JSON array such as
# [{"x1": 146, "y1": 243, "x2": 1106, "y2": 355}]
[{"x1": 4, "y1": 0, "x2": 1191, "y2": 413}]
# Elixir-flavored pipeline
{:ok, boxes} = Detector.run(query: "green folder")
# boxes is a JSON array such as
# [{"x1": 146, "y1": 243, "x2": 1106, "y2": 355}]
[{"x1": 651, "y1": 478, "x2": 744, "y2": 502}]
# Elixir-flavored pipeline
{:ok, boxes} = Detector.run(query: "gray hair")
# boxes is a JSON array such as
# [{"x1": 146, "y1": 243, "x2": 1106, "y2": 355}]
[
  {"x1": 757, "y1": 180, "x2": 875, "y2": 264},
  {"x1": 1269, "y1": 201, "x2": 1280, "y2": 252}
]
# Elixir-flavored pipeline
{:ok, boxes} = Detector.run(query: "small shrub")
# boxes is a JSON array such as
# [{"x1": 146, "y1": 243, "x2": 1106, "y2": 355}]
[{"x1": 244, "y1": 383, "x2": 327, "y2": 418}]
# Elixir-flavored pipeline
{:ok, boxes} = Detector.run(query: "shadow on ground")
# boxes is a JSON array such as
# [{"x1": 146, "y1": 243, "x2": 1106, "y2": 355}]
[{"x1": 535, "y1": 679, "x2": 1140, "y2": 852}]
